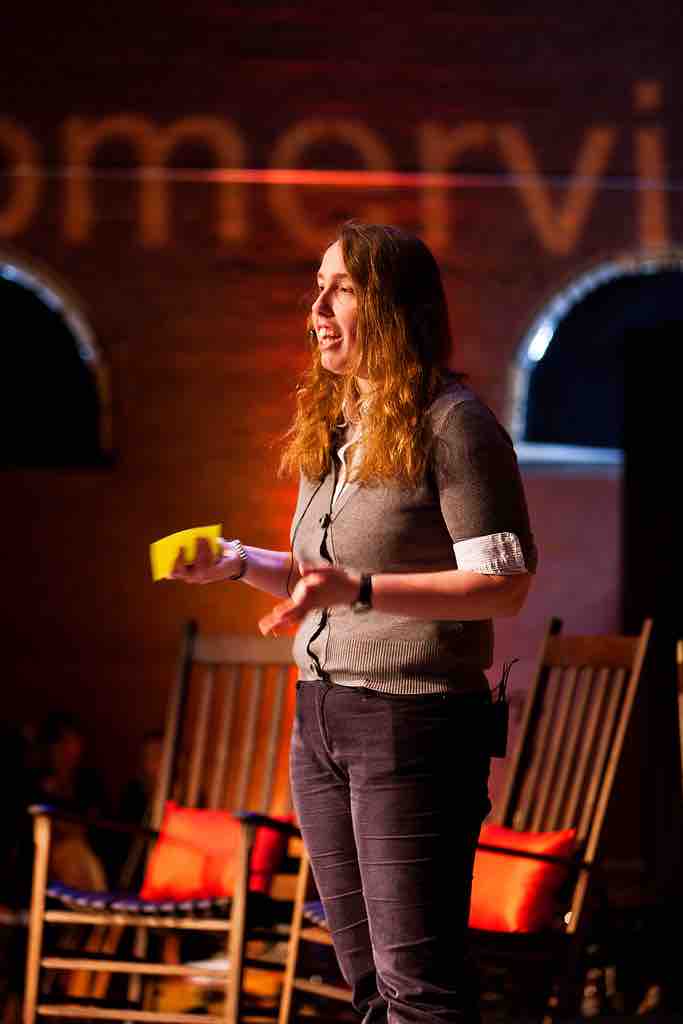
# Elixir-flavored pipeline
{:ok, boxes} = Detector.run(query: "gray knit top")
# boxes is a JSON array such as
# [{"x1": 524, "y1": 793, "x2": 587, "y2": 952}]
[{"x1": 290, "y1": 379, "x2": 537, "y2": 694}]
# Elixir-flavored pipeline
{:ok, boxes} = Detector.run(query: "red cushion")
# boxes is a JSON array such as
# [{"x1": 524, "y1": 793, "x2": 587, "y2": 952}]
[
  {"x1": 140, "y1": 801, "x2": 292, "y2": 901},
  {"x1": 469, "y1": 824, "x2": 576, "y2": 933}
]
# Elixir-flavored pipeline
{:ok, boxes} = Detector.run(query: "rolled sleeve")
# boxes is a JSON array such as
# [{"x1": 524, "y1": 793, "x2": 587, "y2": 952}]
[
  {"x1": 453, "y1": 532, "x2": 527, "y2": 574},
  {"x1": 434, "y1": 399, "x2": 538, "y2": 574}
]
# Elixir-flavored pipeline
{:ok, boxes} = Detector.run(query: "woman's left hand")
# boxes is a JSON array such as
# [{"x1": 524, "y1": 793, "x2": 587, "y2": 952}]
[{"x1": 258, "y1": 564, "x2": 360, "y2": 636}]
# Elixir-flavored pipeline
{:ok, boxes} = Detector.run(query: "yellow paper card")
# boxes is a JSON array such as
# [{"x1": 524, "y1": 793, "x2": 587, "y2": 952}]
[{"x1": 150, "y1": 524, "x2": 222, "y2": 581}]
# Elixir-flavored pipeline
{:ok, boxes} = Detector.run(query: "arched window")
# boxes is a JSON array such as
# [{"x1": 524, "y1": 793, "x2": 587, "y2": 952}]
[
  {"x1": 510, "y1": 252, "x2": 683, "y2": 469},
  {"x1": 0, "y1": 255, "x2": 111, "y2": 468}
]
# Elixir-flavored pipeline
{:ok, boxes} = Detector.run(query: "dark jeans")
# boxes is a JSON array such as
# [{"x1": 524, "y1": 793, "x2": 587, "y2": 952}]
[{"x1": 290, "y1": 679, "x2": 492, "y2": 1024}]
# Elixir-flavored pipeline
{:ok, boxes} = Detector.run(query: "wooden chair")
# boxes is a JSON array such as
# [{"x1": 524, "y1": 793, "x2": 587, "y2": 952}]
[
  {"x1": 277, "y1": 616, "x2": 653, "y2": 1024},
  {"x1": 23, "y1": 620, "x2": 301, "y2": 1024}
]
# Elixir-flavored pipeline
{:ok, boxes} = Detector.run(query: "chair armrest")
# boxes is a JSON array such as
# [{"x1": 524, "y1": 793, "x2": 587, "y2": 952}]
[
  {"x1": 232, "y1": 811, "x2": 301, "y2": 838},
  {"x1": 28, "y1": 804, "x2": 161, "y2": 840}
]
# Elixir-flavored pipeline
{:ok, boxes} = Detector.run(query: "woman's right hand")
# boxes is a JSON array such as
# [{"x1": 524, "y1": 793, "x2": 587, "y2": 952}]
[{"x1": 168, "y1": 537, "x2": 241, "y2": 584}]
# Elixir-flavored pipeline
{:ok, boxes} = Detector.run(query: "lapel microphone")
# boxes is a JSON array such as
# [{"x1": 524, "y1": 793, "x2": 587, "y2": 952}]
[{"x1": 319, "y1": 513, "x2": 331, "y2": 528}]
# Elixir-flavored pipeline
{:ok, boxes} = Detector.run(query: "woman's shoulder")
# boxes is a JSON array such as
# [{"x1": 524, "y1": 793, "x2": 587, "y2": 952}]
[
  {"x1": 428, "y1": 375, "x2": 486, "y2": 432},
  {"x1": 428, "y1": 377, "x2": 514, "y2": 454}
]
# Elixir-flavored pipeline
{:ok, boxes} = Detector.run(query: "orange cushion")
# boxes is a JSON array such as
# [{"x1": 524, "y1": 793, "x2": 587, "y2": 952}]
[
  {"x1": 469, "y1": 824, "x2": 576, "y2": 933},
  {"x1": 140, "y1": 801, "x2": 292, "y2": 901}
]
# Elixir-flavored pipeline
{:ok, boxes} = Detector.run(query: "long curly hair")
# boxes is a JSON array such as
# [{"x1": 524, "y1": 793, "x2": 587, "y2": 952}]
[{"x1": 279, "y1": 221, "x2": 459, "y2": 486}]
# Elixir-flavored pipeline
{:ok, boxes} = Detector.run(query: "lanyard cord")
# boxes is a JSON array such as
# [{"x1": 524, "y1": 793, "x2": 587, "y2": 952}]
[
  {"x1": 286, "y1": 476, "x2": 326, "y2": 597},
  {"x1": 495, "y1": 658, "x2": 519, "y2": 702}
]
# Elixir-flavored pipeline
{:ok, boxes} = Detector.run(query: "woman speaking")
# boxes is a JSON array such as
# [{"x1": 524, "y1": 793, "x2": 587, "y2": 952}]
[{"x1": 171, "y1": 221, "x2": 537, "y2": 1023}]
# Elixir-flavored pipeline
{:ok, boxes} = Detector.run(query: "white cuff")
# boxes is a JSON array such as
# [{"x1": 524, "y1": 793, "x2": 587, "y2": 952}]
[{"x1": 453, "y1": 532, "x2": 527, "y2": 574}]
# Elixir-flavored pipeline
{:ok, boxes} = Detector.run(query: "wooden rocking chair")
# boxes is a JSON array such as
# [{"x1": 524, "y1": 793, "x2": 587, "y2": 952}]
[
  {"x1": 23, "y1": 620, "x2": 301, "y2": 1024},
  {"x1": 276, "y1": 616, "x2": 652, "y2": 1023}
]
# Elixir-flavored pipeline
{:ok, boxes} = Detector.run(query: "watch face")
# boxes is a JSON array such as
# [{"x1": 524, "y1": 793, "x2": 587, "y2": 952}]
[{"x1": 352, "y1": 574, "x2": 372, "y2": 612}]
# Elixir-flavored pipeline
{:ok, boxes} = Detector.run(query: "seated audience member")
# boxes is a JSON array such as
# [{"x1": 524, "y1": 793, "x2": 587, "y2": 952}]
[
  {"x1": 32, "y1": 712, "x2": 109, "y2": 891},
  {"x1": 114, "y1": 731, "x2": 164, "y2": 887},
  {"x1": 119, "y1": 730, "x2": 163, "y2": 827}
]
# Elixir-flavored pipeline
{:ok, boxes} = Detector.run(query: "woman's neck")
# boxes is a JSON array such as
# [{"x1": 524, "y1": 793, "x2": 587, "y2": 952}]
[{"x1": 342, "y1": 393, "x2": 368, "y2": 426}]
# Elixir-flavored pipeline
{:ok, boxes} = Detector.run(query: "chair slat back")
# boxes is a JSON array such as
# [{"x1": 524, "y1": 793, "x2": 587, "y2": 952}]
[
  {"x1": 152, "y1": 622, "x2": 296, "y2": 827},
  {"x1": 187, "y1": 664, "x2": 214, "y2": 806},
  {"x1": 495, "y1": 618, "x2": 652, "y2": 856},
  {"x1": 208, "y1": 666, "x2": 238, "y2": 808},
  {"x1": 261, "y1": 665, "x2": 290, "y2": 809}
]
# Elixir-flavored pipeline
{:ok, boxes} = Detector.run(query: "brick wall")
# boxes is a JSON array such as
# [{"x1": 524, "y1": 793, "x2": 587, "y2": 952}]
[{"x1": 2, "y1": 5, "x2": 680, "y2": 864}]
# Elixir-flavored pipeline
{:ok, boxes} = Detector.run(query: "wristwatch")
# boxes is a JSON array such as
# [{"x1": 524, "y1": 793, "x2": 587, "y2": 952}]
[
  {"x1": 227, "y1": 539, "x2": 248, "y2": 580},
  {"x1": 351, "y1": 573, "x2": 373, "y2": 613}
]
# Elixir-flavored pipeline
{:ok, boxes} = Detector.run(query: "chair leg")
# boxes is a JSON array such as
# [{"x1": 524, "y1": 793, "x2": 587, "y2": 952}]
[
  {"x1": 278, "y1": 853, "x2": 309, "y2": 1024},
  {"x1": 23, "y1": 815, "x2": 51, "y2": 1024},
  {"x1": 225, "y1": 823, "x2": 254, "y2": 1024},
  {"x1": 127, "y1": 927, "x2": 148, "y2": 1006},
  {"x1": 65, "y1": 925, "x2": 106, "y2": 998},
  {"x1": 91, "y1": 925, "x2": 125, "y2": 1000}
]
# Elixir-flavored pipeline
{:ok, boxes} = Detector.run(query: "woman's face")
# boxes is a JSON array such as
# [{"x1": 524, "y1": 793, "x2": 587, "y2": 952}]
[{"x1": 312, "y1": 240, "x2": 367, "y2": 381}]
